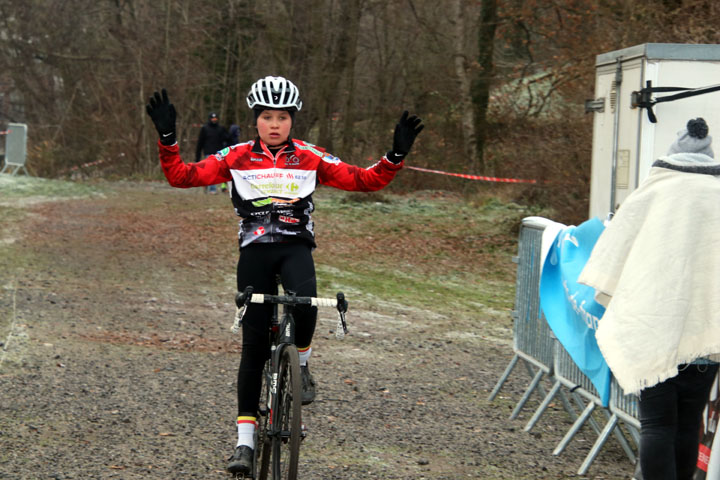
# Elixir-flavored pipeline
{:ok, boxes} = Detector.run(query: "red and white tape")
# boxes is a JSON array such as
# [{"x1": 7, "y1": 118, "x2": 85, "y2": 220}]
[{"x1": 406, "y1": 165, "x2": 537, "y2": 184}]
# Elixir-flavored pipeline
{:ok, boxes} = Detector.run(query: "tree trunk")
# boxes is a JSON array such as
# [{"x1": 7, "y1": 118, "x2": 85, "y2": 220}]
[
  {"x1": 452, "y1": 0, "x2": 477, "y2": 169},
  {"x1": 472, "y1": 0, "x2": 497, "y2": 174},
  {"x1": 287, "y1": 0, "x2": 324, "y2": 140},
  {"x1": 339, "y1": 0, "x2": 363, "y2": 156},
  {"x1": 317, "y1": 0, "x2": 362, "y2": 152}
]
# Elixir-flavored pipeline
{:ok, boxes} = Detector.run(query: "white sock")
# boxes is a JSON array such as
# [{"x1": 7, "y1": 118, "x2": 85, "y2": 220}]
[
  {"x1": 236, "y1": 416, "x2": 257, "y2": 448},
  {"x1": 298, "y1": 346, "x2": 312, "y2": 367}
]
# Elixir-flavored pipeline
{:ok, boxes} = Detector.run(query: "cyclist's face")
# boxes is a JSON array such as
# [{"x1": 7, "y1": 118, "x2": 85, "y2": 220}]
[{"x1": 257, "y1": 109, "x2": 292, "y2": 146}]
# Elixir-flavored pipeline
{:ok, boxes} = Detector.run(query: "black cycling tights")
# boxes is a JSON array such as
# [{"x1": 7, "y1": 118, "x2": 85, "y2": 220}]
[{"x1": 235, "y1": 242, "x2": 317, "y2": 416}]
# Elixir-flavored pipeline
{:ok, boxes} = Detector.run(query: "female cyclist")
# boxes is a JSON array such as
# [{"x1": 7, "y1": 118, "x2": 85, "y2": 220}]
[{"x1": 145, "y1": 76, "x2": 423, "y2": 475}]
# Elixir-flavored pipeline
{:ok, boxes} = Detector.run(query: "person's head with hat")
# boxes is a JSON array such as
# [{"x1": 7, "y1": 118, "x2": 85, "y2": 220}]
[
  {"x1": 246, "y1": 76, "x2": 301, "y2": 147},
  {"x1": 667, "y1": 117, "x2": 714, "y2": 158}
]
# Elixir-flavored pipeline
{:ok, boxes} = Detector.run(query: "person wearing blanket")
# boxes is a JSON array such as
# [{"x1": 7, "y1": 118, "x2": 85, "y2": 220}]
[{"x1": 579, "y1": 117, "x2": 720, "y2": 480}]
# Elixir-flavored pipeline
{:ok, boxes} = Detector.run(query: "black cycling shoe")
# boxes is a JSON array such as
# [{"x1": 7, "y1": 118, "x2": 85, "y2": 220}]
[
  {"x1": 300, "y1": 365, "x2": 316, "y2": 405},
  {"x1": 227, "y1": 445, "x2": 253, "y2": 475}
]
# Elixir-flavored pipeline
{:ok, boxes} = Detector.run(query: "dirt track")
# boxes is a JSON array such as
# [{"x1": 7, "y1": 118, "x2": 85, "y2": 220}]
[{"x1": 0, "y1": 181, "x2": 634, "y2": 479}]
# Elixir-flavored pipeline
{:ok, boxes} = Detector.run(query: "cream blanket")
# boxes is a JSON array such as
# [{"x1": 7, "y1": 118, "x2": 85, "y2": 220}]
[{"x1": 578, "y1": 154, "x2": 720, "y2": 394}]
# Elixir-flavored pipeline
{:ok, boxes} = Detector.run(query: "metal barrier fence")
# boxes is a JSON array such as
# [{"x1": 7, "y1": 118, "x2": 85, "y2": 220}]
[
  {"x1": 552, "y1": 342, "x2": 637, "y2": 474},
  {"x1": 511, "y1": 218, "x2": 556, "y2": 367},
  {"x1": 575, "y1": 377, "x2": 640, "y2": 475},
  {"x1": 488, "y1": 217, "x2": 558, "y2": 419},
  {"x1": 489, "y1": 216, "x2": 641, "y2": 475},
  {"x1": 524, "y1": 339, "x2": 601, "y2": 432},
  {"x1": 611, "y1": 376, "x2": 640, "y2": 428},
  {"x1": 0, "y1": 123, "x2": 29, "y2": 176}
]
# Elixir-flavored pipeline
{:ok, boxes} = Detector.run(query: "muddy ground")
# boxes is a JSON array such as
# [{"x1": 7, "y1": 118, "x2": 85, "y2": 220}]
[{"x1": 0, "y1": 181, "x2": 635, "y2": 479}]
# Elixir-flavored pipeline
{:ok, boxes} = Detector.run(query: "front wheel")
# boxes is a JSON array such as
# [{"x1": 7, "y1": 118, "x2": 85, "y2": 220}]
[{"x1": 270, "y1": 345, "x2": 302, "y2": 480}]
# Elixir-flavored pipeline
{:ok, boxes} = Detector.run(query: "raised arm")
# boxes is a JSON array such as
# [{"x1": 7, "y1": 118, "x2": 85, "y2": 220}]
[
  {"x1": 318, "y1": 110, "x2": 424, "y2": 191},
  {"x1": 146, "y1": 89, "x2": 230, "y2": 188}
]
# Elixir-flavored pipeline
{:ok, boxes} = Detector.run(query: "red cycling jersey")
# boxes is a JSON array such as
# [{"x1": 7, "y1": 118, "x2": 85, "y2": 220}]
[{"x1": 158, "y1": 138, "x2": 403, "y2": 247}]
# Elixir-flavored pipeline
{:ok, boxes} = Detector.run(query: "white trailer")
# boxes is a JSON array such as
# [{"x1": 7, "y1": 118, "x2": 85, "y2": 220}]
[{"x1": 587, "y1": 43, "x2": 720, "y2": 219}]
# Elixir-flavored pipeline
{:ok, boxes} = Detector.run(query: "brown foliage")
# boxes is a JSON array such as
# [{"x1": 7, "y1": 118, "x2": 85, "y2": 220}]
[{"x1": 3, "y1": 0, "x2": 720, "y2": 219}]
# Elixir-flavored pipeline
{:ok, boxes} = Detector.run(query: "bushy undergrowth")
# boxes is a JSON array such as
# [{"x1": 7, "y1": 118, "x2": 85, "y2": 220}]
[{"x1": 386, "y1": 111, "x2": 593, "y2": 227}]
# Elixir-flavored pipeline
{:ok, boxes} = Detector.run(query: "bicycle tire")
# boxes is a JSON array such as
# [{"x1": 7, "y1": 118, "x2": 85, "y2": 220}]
[
  {"x1": 270, "y1": 345, "x2": 302, "y2": 480},
  {"x1": 255, "y1": 362, "x2": 272, "y2": 480}
]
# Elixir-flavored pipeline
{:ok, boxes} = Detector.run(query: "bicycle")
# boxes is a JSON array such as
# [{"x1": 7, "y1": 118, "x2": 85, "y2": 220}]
[{"x1": 231, "y1": 285, "x2": 349, "y2": 480}]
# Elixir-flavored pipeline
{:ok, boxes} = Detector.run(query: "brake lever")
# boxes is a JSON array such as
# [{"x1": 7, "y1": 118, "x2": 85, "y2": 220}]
[
  {"x1": 335, "y1": 292, "x2": 348, "y2": 339},
  {"x1": 232, "y1": 286, "x2": 254, "y2": 334}
]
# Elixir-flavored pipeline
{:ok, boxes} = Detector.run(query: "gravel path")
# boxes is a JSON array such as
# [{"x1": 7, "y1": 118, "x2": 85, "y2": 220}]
[{"x1": 0, "y1": 183, "x2": 635, "y2": 479}]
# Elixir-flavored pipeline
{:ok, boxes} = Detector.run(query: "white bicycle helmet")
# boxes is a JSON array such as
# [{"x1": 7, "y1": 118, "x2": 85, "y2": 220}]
[{"x1": 246, "y1": 76, "x2": 302, "y2": 111}]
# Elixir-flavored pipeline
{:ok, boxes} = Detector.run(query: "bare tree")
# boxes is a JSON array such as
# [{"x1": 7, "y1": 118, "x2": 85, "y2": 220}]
[
  {"x1": 315, "y1": 0, "x2": 363, "y2": 153},
  {"x1": 6, "y1": 0, "x2": 720, "y2": 224},
  {"x1": 473, "y1": 0, "x2": 497, "y2": 175},
  {"x1": 452, "y1": 0, "x2": 478, "y2": 168}
]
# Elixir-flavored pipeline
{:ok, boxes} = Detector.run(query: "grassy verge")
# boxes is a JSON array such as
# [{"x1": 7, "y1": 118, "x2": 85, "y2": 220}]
[
  {"x1": 0, "y1": 175, "x2": 550, "y2": 332},
  {"x1": 311, "y1": 186, "x2": 548, "y2": 323},
  {"x1": 0, "y1": 174, "x2": 101, "y2": 199}
]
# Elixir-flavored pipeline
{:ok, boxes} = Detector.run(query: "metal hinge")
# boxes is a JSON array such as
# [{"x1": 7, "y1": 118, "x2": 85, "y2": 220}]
[{"x1": 584, "y1": 97, "x2": 605, "y2": 113}]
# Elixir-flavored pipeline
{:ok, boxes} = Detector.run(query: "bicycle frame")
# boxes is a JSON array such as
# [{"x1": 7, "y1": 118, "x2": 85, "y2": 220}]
[{"x1": 234, "y1": 286, "x2": 348, "y2": 480}]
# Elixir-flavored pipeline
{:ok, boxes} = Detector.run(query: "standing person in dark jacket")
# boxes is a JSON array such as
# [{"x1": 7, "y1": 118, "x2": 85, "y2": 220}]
[
  {"x1": 228, "y1": 123, "x2": 240, "y2": 145},
  {"x1": 145, "y1": 76, "x2": 423, "y2": 476},
  {"x1": 195, "y1": 112, "x2": 228, "y2": 193}
]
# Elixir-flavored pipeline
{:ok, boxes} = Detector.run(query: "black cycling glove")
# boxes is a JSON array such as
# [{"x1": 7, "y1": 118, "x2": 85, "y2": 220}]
[
  {"x1": 388, "y1": 110, "x2": 424, "y2": 164},
  {"x1": 145, "y1": 88, "x2": 177, "y2": 146}
]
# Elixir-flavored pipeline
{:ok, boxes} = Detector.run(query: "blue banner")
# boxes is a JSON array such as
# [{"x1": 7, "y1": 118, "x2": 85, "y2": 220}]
[{"x1": 540, "y1": 217, "x2": 610, "y2": 406}]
